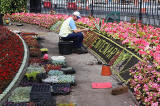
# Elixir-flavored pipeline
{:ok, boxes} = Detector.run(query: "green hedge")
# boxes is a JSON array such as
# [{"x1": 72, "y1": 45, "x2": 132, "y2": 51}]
[{"x1": 0, "y1": 0, "x2": 27, "y2": 14}]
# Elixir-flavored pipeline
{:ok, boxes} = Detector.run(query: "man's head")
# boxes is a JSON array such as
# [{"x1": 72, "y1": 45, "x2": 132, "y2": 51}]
[{"x1": 72, "y1": 11, "x2": 81, "y2": 21}]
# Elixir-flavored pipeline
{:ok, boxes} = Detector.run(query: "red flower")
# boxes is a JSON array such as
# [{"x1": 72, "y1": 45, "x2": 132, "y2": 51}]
[{"x1": 0, "y1": 26, "x2": 24, "y2": 94}]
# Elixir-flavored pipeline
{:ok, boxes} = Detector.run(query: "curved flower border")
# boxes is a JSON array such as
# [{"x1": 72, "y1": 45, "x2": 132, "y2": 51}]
[{"x1": 0, "y1": 33, "x2": 29, "y2": 104}]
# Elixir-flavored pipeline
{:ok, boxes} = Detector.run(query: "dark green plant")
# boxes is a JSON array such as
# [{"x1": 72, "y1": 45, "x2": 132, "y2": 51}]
[
  {"x1": 92, "y1": 18, "x2": 103, "y2": 31},
  {"x1": 0, "y1": 0, "x2": 27, "y2": 14},
  {"x1": 130, "y1": 17, "x2": 136, "y2": 24}
]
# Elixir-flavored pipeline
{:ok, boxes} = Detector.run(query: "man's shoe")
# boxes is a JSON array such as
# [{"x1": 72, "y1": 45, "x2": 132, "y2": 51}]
[
  {"x1": 81, "y1": 47, "x2": 88, "y2": 53},
  {"x1": 72, "y1": 48, "x2": 88, "y2": 54}
]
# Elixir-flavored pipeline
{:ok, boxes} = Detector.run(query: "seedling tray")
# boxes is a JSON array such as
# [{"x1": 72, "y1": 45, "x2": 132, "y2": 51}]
[
  {"x1": 42, "y1": 75, "x2": 76, "y2": 86},
  {"x1": 16, "y1": 23, "x2": 23, "y2": 26},
  {"x1": 61, "y1": 67, "x2": 76, "y2": 74},
  {"x1": 48, "y1": 70, "x2": 64, "y2": 76},
  {"x1": 44, "y1": 64, "x2": 61, "y2": 73},
  {"x1": 19, "y1": 76, "x2": 41, "y2": 86},
  {"x1": 3, "y1": 102, "x2": 35, "y2": 106},
  {"x1": 51, "y1": 60, "x2": 67, "y2": 68},
  {"x1": 31, "y1": 83, "x2": 51, "y2": 93},
  {"x1": 3, "y1": 102, "x2": 28, "y2": 106},
  {"x1": 30, "y1": 84, "x2": 51, "y2": 102},
  {"x1": 58, "y1": 103, "x2": 77, "y2": 106},
  {"x1": 35, "y1": 100, "x2": 56, "y2": 106},
  {"x1": 36, "y1": 73, "x2": 47, "y2": 83},
  {"x1": 57, "y1": 75, "x2": 75, "y2": 84},
  {"x1": 52, "y1": 83, "x2": 71, "y2": 95},
  {"x1": 7, "y1": 87, "x2": 31, "y2": 103}
]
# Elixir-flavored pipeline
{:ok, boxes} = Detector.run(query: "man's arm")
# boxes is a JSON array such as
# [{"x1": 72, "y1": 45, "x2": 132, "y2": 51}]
[
  {"x1": 73, "y1": 28, "x2": 89, "y2": 33},
  {"x1": 69, "y1": 18, "x2": 89, "y2": 33}
]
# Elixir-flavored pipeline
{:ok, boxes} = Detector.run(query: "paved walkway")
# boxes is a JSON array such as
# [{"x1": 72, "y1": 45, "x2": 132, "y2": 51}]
[{"x1": 8, "y1": 23, "x2": 136, "y2": 106}]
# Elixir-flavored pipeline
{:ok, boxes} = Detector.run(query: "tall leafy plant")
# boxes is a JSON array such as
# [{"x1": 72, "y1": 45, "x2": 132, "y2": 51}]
[
  {"x1": 89, "y1": 16, "x2": 106, "y2": 32},
  {"x1": 0, "y1": 0, "x2": 27, "y2": 14}
]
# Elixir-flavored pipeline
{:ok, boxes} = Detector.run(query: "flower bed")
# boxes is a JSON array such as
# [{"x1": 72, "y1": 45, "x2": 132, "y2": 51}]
[
  {"x1": 0, "y1": 26, "x2": 24, "y2": 94},
  {"x1": 10, "y1": 13, "x2": 60, "y2": 29},
  {"x1": 8, "y1": 13, "x2": 160, "y2": 105}
]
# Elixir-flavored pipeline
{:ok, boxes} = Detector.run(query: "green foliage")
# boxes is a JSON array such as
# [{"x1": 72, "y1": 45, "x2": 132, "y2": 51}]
[
  {"x1": 113, "y1": 50, "x2": 131, "y2": 66},
  {"x1": 93, "y1": 18, "x2": 103, "y2": 31},
  {"x1": 0, "y1": 0, "x2": 27, "y2": 14},
  {"x1": 130, "y1": 17, "x2": 136, "y2": 23}
]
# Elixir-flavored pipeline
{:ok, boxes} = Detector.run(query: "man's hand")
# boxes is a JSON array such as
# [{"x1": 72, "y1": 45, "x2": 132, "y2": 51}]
[
  {"x1": 83, "y1": 28, "x2": 89, "y2": 31},
  {"x1": 73, "y1": 28, "x2": 89, "y2": 33}
]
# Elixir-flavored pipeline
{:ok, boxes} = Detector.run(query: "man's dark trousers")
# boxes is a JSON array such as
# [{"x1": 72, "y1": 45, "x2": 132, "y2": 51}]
[{"x1": 61, "y1": 32, "x2": 83, "y2": 48}]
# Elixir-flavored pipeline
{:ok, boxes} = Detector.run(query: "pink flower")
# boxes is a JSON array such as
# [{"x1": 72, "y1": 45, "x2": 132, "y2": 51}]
[
  {"x1": 122, "y1": 38, "x2": 130, "y2": 44},
  {"x1": 153, "y1": 52, "x2": 160, "y2": 64},
  {"x1": 156, "y1": 45, "x2": 160, "y2": 51},
  {"x1": 138, "y1": 50, "x2": 147, "y2": 55},
  {"x1": 151, "y1": 102, "x2": 158, "y2": 106}
]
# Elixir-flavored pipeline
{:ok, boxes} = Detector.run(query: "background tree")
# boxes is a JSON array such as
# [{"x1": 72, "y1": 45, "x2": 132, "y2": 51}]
[{"x1": 0, "y1": 0, "x2": 27, "y2": 14}]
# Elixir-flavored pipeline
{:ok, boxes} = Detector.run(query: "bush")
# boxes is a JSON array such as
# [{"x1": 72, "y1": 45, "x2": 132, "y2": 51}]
[{"x1": 0, "y1": 0, "x2": 27, "y2": 14}]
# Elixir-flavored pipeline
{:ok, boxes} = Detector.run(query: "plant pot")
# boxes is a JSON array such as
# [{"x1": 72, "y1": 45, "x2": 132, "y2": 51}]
[{"x1": 101, "y1": 64, "x2": 112, "y2": 76}]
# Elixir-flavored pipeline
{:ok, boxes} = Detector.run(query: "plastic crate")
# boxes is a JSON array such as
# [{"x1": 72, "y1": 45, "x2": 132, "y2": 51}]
[
  {"x1": 58, "y1": 41, "x2": 73, "y2": 55},
  {"x1": 31, "y1": 84, "x2": 51, "y2": 93},
  {"x1": 30, "y1": 84, "x2": 51, "y2": 102},
  {"x1": 3, "y1": 102, "x2": 29, "y2": 106},
  {"x1": 35, "y1": 100, "x2": 56, "y2": 106},
  {"x1": 36, "y1": 73, "x2": 47, "y2": 83},
  {"x1": 52, "y1": 83, "x2": 71, "y2": 95}
]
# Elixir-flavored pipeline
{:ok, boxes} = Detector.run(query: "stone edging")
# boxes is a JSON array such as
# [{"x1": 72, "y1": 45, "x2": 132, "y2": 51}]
[{"x1": 0, "y1": 34, "x2": 29, "y2": 105}]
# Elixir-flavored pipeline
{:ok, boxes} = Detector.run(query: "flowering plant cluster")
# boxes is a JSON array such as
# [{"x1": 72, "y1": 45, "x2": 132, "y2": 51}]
[
  {"x1": 0, "y1": 26, "x2": 24, "y2": 94},
  {"x1": 29, "y1": 48, "x2": 41, "y2": 57},
  {"x1": 44, "y1": 64, "x2": 61, "y2": 73},
  {"x1": 9, "y1": 13, "x2": 160, "y2": 105},
  {"x1": 129, "y1": 58, "x2": 160, "y2": 105},
  {"x1": 22, "y1": 34, "x2": 41, "y2": 57},
  {"x1": 10, "y1": 13, "x2": 60, "y2": 29},
  {"x1": 22, "y1": 36, "x2": 39, "y2": 48},
  {"x1": 29, "y1": 57, "x2": 42, "y2": 65}
]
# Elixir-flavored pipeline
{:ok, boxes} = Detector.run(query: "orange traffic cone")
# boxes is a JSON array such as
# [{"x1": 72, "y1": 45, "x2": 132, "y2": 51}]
[{"x1": 101, "y1": 64, "x2": 112, "y2": 76}]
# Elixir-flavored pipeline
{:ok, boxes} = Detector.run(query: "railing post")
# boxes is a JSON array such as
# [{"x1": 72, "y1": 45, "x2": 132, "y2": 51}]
[
  {"x1": 91, "y1": 0, "x2": 94, "y2": 16},
  {"x1": 139, "y1": 0, "x2": 143, "y2": 23}
]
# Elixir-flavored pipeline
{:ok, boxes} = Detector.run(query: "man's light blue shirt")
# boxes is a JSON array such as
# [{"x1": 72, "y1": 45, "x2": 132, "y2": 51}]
[{"x1": 69, "y1": 18, "x2": 77, "y2": 30}]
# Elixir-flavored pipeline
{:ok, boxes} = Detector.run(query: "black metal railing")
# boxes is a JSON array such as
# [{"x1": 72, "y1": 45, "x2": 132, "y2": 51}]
[{"x1": 38, "y1": 0, "x2": 160, "y2": 27}]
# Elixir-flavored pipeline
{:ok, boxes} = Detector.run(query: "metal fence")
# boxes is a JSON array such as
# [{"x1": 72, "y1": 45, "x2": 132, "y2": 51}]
[{"x1": 30, "y1": 0, "x2": 160, "y2": 27}]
